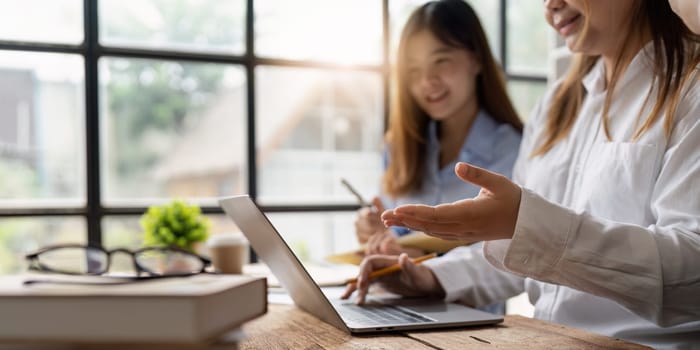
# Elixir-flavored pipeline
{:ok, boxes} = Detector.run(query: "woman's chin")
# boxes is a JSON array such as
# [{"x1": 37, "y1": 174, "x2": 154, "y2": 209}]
[
  {"x1": 564, "y1": 34, "x2": 588, "y2": 53},
  {"x1": 422, "y1": 105, "x2": 450, "y2": 120}
]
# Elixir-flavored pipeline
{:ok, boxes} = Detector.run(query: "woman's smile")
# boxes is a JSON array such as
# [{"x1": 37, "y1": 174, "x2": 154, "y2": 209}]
[
  {"x1": 426, "y1": 90, "x2": 449, "y2": 104},
  {"x1": 554, "y1": 13, "x2": 581, "y2": 36}
]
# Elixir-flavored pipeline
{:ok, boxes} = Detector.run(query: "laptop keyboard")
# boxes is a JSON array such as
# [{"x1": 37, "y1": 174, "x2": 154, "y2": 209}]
[{"x1": 340, "y1": 303, "x2": 436, "y2": 325}]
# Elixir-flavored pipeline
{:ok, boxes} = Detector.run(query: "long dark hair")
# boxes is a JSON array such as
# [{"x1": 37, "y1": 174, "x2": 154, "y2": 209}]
[{"x1": 384, "y1": 0, "x2": 522, "y2": 197}]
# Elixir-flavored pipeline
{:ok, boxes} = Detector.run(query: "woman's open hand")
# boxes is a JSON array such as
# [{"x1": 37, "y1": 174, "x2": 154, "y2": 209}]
[{"x1": 382, "y1": 162, "x2": 521, "y2": 242}]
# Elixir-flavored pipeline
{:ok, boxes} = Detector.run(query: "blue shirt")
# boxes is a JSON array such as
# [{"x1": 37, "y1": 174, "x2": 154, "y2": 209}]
[{"x1": 381, "y1": 109, "x2": 522, "y2": 236}]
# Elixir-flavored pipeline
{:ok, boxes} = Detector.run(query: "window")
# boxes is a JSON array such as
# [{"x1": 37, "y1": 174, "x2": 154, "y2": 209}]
[
  {"x1": 255, "y1": 66, "x2": 384, "y2": 205},
  {"x1": 506, "y1": 0, "x2": 549, "y2": 120},
  {"x1": 0, "y1": 0, "x2": 83, "y2": 44},
  {"x1": 0, "y1": 0, "x2": 551, "y2": 274},
  {"x1": 0, "y1": 51, "x2": 85, "y2": 205},
  {"x1": 99, "y1": 57, "x2": 246, "y2": 203}
]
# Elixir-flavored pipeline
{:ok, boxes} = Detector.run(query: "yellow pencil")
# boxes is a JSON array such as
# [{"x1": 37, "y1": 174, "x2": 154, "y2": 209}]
[{"x1": 345, "y1": 252, "x2": 437, "y2": 284}]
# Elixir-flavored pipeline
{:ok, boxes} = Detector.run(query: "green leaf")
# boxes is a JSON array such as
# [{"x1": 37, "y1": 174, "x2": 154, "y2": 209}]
[{"x1": 140, "y1": 199, "x2": 210, "y2": 251}]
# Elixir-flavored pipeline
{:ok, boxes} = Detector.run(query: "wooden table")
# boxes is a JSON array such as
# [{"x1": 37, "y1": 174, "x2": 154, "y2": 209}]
[{"x1": 240, "y1": 304, "x2": 650, "y2": 349}]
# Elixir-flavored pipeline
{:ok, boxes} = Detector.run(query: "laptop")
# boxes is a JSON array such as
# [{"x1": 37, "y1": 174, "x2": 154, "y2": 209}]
[{"x1": 219, "y1": 195, "x2": 503, "y2": 334}]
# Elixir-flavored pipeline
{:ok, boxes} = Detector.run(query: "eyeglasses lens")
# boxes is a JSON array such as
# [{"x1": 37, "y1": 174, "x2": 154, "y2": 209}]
[
  {"x1": 135, "y1": 249, "x2": 204, "y2": 275},
  {"x1": 36, "y1": 247, "x2": 108, "y2": 274}
]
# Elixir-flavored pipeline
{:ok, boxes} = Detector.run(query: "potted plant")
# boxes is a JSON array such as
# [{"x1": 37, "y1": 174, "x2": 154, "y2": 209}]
[{"x1": 141, "y1": 199, "x2": 210, "y2": 252}]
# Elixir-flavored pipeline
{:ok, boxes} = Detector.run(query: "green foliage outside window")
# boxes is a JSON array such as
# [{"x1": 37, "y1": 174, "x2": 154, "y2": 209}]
[{"x1": 103, "y1": 0, "x2": 234, "y2": 193}]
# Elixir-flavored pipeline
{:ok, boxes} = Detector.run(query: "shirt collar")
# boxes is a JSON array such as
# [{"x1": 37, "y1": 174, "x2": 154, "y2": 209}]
[
  {"x1": 582, "y1": 41, "x2": 655, "y2": 95},
  {"x1": 582, "y1": 58, "x2": 606, "y2": 94}
]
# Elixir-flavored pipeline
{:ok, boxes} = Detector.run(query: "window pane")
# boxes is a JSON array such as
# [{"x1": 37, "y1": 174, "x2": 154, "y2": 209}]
[
  {"x1": 507, "y1": 80, "x2": 547, "y2": 122},
  {"x1": 390, "y1": 0, "x2": 500, "y2": 63},
  {"x1": 256, "y1": 66, "x2": 384, "y2": 205},
  {"x1": 0, "y1": 217, "x2": 85, "y2": 275},
  {"x1": 0, "y1": 0, "x2": 83, "y2": 44},
  {"x1": 100, "y1": 58, "x2": 246, "y2": 205},
  {"x1": 267, "y1": 212, "x2": 358, "y2": 264},
  {"x1": 102, "y1": 216, "x2": 143, "y2": 251},
  {"x1": 0, "y1": 51, "x2": 85, "y2": 207},
  {"x1": 100, "y1": 0, "x2": 245, "y2": 54},
  {"x1": 255, "y1": 0, "x2": 382, "y2": 65},
  {"x1": 506, "y1": 0, "x2": 551, "y2": 75}
]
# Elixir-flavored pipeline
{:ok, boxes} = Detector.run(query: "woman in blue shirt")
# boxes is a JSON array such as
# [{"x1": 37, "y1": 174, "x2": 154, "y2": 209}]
[{"x1": 356, "y1": 0, "x2": 523, "y2": 258}]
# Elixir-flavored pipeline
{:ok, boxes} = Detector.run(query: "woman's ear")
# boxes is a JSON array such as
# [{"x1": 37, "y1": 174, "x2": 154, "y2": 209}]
[{"x1": 467, "y1": 51, "x2": 483, "y2": 76}]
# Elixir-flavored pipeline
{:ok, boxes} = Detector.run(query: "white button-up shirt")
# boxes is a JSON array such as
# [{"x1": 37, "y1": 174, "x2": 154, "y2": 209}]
[{"x1": 425, "y1": 44, "x2": 700, "y2": 349}]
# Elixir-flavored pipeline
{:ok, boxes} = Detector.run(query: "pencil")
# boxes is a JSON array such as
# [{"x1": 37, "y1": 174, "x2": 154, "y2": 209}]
[
  {"x1": 345, "y1": 252, "x2": 438, "y2": 284},
  {"x1": 340, "y1": 178, "x2": 370, "y2": 207}
]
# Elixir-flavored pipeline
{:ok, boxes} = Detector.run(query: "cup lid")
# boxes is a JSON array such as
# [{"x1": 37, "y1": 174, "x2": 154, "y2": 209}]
[{"x1": 207, "y1": 232, "x2": 248, "y2": 246}]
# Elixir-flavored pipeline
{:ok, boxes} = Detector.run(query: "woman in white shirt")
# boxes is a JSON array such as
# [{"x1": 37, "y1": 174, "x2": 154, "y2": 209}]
[{"x1": 343, "y1": 0, "x2": 700, "y2": 348}]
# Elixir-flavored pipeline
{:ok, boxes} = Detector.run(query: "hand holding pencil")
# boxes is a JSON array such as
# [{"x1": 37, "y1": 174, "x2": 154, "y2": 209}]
[
  {"x1": 345, "y1": 253, "x2": 437, "y2": 284},
  {"x1": 341, "y1": 253, "x2": 445, "y2": 305}
]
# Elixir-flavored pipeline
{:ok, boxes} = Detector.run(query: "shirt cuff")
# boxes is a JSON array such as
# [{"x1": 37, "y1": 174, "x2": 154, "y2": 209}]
[
  {"x1": 484, "y1": 188, "x2": 574, "y2": 279},
  {"x1": 423, "y1": 246, "x2": 478, "y2": 303}
]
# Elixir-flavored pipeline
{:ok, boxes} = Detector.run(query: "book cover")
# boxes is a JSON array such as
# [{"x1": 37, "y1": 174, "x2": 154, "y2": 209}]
[{"x1": 0, "y1": 274, "x2": 266, "y2": 346}]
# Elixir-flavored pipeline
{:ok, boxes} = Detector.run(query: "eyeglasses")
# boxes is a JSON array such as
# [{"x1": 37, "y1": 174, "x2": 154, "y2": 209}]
[{"x1": 25, "y1": 244, "x2": 211, "y2": 279}]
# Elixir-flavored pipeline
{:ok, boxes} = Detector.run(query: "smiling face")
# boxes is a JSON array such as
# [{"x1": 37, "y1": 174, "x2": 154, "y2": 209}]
[
  {"x1": 404, "y1": 30, "x2": 481, "y2": 123},
  {"x1": 544, "y1": 0, "x2": 637, "y2": 57}
]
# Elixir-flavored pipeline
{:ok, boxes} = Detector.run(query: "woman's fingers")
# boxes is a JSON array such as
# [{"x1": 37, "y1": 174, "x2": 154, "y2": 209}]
[
  {"x1": 347, "y1": 255, "x2": 401, "y2": 304},
  {"x1": 390, "y1": 216, "x2": 462, "y2": 234},
  {"x1": 341, "y1": 282, "x2": 357, "y2": 299},
  {"x1": 365, "y1": 233, "x2": 383, "y2": 255},
  {"x1": 397, "y1": 254, "x2": 425, "y2": 289},
  {"x1": 383, "y1": 209, "x2": 474, "y2": 237},
  {"x1": 384, "y1": 202, "x2": 473, "y2": 225},
  {"x1": 396, "y1": 254, "x2": 443, "y2": 297},
  {"x1": 379, "y1": 234, "x2": 399, "y2": 254},
  {"x1": 371, "y1": 196, "x2": 386, "y2": 213},
  {"x1": 366, "y1": 230, "x2": 404, "y2": 255},
  {"x1": 356, "y1": 203, "x2": 386, "y2": 243},
  {"x1": 454, "y1": 162, "x2": 510, "y2": 194},
  {"x1": 390, "y1": 204, "x2": 439, "y2": 221},
  {"x1": 343, "y1": 253, "x2": 444, "y2": 303},
  {"x1": 398, "y1": 253, "x2": 415, "y2": 274}
]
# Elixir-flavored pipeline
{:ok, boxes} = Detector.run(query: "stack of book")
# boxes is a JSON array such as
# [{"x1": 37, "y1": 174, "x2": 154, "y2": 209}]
[{"x1": 0, "y1": 274, "x2": 267, "y2": 349}]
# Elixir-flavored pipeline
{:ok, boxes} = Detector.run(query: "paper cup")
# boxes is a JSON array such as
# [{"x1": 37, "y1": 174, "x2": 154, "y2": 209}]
[{"x1": 206, "y1": 233, "x2": 249, "y2": 274}]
